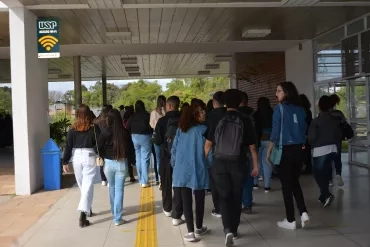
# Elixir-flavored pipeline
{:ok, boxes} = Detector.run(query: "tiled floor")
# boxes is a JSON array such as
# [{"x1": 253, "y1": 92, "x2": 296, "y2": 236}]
[{"x1": 12, "y1": 155, "x2": 370, "y2": 247}]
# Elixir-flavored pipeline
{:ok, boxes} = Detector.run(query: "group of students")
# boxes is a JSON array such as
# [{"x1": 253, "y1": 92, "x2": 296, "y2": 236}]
[{"x1": 61, "y1": 80, "x2": 352, "y2": 247}]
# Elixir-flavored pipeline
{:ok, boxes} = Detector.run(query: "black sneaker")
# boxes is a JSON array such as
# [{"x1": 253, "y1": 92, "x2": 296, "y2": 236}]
[
  {"x1": 253, "y1": 184, "x2": 259, "y2": 190},
  {"x1": 242, "y1": 206, "x2": 252, "y2": 214},
  {"x1": 323, "y1": 194, "x2": 334, "y2": 208},
  {"x1": 264, "y1": 187, "x2": 271, "y2": 193},
  {"x1": 232, "y1": 232, "x2": 239, "y2": 240}
]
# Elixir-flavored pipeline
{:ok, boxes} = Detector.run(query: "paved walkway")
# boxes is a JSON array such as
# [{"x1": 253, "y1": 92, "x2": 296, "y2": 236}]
[
  {"x1": 0, "y1": 148, "x2": 15, "y2": 195},
  {"x1": 3, "y1": 158, "x2": 370, "y2": 247}
]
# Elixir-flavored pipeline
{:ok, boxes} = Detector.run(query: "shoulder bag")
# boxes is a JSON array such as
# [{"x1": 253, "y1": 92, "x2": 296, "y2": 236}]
[
  {"x1": 270, "y1": 104, "x2": 284, "y2": 165},
  {"x1": 93, "y1": 125, "x2": 104, "y2": 167}
]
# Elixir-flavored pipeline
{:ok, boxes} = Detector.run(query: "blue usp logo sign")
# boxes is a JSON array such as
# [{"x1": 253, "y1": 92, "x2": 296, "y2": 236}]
[{"x1": 37, "y1": 18, "x2": 60, "y2": 59}]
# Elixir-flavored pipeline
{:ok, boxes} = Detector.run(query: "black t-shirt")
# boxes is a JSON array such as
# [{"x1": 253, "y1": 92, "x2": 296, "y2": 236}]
[
  {"x1": 206, "y1": 107, "x2": 227, "y2": 143},
  {"x1": 207, "y1": 110, "x2": 256, "y2": 147}
]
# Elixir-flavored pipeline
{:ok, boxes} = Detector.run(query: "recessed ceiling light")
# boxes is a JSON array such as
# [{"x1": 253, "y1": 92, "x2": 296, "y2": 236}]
[
  {"x1": 214, "y1": 55, "x2": 233, "y2": 62},
  {"x1": 198, "y1": 71, "x2": 210, "y2": 75},
  {"x1": 125, "y1": 66, "x2": 140, "y2": 72},
  {"x1": 242, "y1": 28, "x2": 271, "y2": 38},
  {"x1": 205, "y1": 64, "x2": 220, "y2": 70},
  {"x1": 48, "y1": 68, "x2": 62, "y2": 74},
  {"x1": 121, "y1": 57, "x2": 137, "y2": 64},
  {"x1": 106, "y1": 30, "x2": 131, "y2": 38},
  {"x1": 128, "y1": 72, "x2": 141, "y2": 77}
]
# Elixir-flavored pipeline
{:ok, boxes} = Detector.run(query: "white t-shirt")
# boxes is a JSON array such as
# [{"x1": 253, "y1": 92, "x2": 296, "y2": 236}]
[
  {"x1": 150, "y1": 108, "x2": 165, "y2": 129},
  {"x1": 313, "y1": 144, "x2": 337, "y2": 157}
]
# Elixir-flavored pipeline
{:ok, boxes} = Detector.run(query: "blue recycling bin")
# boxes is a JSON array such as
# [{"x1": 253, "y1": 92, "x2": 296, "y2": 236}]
[{"x1": 41, "y1": 138, "x2": 61, "y2": 191}]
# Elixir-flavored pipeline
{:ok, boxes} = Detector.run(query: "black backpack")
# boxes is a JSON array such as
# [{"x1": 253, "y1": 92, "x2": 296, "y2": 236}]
[
  {"x1": 164, "y1": 117, "x2": 180, "y2": 155},
  {"x1": 214, "y1": 114, "x2": 244, "y2": 161}
]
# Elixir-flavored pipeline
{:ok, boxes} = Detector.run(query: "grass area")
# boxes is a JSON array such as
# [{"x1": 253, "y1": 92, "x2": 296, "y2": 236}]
[{"x1": 342, "y1": 141, "x2": 348, "y2": 153}]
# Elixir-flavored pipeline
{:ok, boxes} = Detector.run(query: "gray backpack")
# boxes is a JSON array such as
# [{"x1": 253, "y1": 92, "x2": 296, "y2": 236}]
[{"x1": 214, "y1": 114, "x2": 244, "y2": 161}]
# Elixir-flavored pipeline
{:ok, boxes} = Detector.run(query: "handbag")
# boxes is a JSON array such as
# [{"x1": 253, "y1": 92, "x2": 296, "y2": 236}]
[
  {"x1": 270, "y1": 104, "x2": 284, "y2": 165},
  {"x1": 93, "y1": 125, "x2": 104, "y2": 167}
]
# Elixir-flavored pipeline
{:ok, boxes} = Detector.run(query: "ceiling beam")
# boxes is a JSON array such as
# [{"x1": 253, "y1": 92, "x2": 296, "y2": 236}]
[
  {"x1": 0, "y1": 0, "x2": 23, "y2": 8},
  {"x1": 24, "y1": 1, "x2": 370, "y2": 9},
  {"x1": 0, "y1": 40, "x2": 301, "y2": 59}
]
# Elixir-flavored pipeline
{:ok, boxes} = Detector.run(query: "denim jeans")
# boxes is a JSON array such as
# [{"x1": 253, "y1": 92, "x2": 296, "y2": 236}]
[
  {"x1": 242, "y1": 154, "x2": 254, "y2": 207},
  {"x1": 72, "y1": 148, "x2": 98, "y2": 213},
  {"x1": 154, "y1": 144, "x2": 161, "y2": 181},
  {"x1": 254, "y1": 141, "x2": 272, "y2": 188},
  {"x1": 104, "y1": 159, "x2": 128, "y2": 223},
  {"x1": 132, "y1": 134, "x2": 152, "y2": 185},
  {"x1": 313, "y1": 153, "x2": 335, "y2": 199}
]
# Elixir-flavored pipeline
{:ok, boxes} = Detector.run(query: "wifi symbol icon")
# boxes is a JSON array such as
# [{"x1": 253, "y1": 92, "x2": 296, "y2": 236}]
[{"x1": 38, "y1": 35, "x2": 59, "y2": 51}]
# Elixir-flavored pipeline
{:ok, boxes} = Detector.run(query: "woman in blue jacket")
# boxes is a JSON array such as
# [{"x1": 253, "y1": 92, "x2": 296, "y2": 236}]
[
  {"x1": 171, "y1": 103, "x2": 210, "y2": 242},
  {"x1": 266, "y1": 81, "x2": 310, "y2": 230}
]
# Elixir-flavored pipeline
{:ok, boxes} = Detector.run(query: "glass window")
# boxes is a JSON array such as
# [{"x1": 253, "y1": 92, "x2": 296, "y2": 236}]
[
  {"x1": 342, "y1": 35, "x2": 359, "y2": 78},
  {"x1": 347, "y1": 19, "x2": 364, "y2": 37},
  {"x1": 316, "y1": 44, "x2": 342, "y2": 81},
  {"x1": 361, "y1": 30, "x2": 370, "y2": 74},
  {"x1": 315, "y1": 27, "x2": 345, "y2": 52},
  {"x1": 334, "y1": 83, "x2": 348, "y2": 118},
  {"x1": 349, "y1": 78, "x2": 367, "y2": 122},
  {"x1": 351, "y1": 147, "x2": 368, "y2": 166}
]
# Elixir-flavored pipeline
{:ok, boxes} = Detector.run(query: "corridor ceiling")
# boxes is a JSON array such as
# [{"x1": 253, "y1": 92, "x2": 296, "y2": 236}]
[{"x1": 1, "y1": 0, "x2": 370, "y2": 82}]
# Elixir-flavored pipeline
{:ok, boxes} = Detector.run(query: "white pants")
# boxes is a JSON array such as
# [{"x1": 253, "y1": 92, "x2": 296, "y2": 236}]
[{"x1": 72, "y1": 148, "x2": 98, "y2": 213}]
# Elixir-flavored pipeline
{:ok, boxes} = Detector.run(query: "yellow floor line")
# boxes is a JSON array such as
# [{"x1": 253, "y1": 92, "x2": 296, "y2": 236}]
[{"x1": 135, "y1": 183, "x2": 157, "y2": 247}]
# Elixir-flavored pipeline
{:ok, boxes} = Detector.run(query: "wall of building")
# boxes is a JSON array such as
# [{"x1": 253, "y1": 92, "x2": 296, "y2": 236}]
[
  {"x1": 285, "y1": 40, "x2": 315, "y2": 111},
  {"x1": 236, "y1": 52, "x2": 285, "y2": 109}
]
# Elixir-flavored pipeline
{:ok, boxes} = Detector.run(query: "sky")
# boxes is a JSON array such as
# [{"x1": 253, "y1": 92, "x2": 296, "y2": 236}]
[{"x1": 0, "y1": 79, "x2": 173, "y2": 93}]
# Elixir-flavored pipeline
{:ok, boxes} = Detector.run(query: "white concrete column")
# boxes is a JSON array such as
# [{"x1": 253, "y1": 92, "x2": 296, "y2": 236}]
[
  {"x1": 9, "y1": 7, "x2": 49, "y2": 195},
  {"x1": 285, "y1": 40, "x2": 315, "y2": 110},
  {"x1": 229, "y1": 53, "x2": 237, "y2": 89},
  {"x1": 73, "y1": 56, "x2": 82, "y2": 106}
]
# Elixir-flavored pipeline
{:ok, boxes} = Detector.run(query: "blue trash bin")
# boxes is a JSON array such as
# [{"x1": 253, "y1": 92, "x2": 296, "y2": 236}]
[{"x1": 41, "y1": 138, "x2": 61, "y2": 191}]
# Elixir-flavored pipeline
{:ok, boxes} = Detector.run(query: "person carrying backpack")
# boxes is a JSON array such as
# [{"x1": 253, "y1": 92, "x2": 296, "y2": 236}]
[
  {"x1": 153, "y1": 96, "x2": 184, "y2": 226},
  {"x1": 205, "y1": 89, "x2": 258, "y2": 247}
]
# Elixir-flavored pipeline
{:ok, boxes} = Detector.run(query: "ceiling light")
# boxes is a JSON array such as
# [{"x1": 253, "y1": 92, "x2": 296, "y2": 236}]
[
  {"x1": 281, "y1": 0, "x2": 319, "y2": 6},
  {"x1": 214, "y1": 55, "x2": 233, "y2": 62},
  {"x1": 242, "y1": 28, "x2": 271, "y2": 38},
  {"x1": 48, "y1": 68, "x2": 62, "y2": 74},
  {"x1": 198, "y1": 71, "x2": 210, "y2": 75},
  {"x1": 58, "y1": 74, "x2": 72, "y2": 79},
  {"x1": 125, "y1": 66, "x2": 140, "y2": 72},
  {"x1": 128, "y1": 72, "x2": 141, "y2": 77},
  {"x1": 205, "y1": 64, "x2": 220, "y2": 70},
  {"x1": 121, "y1": 57, "x2": 137, "y2": 64}
]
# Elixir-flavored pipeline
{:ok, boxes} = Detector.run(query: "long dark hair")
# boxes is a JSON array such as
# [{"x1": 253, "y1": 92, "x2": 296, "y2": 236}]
[
  {"x1": 135, "y1": 100, "x2": 146, "y2": 113},
  {"x1": 107, "y1": 109, "x2": 128, "y2": 160},
  {"x1": 279, "y1": 81, "x2": 301, "y2": 105},
  {"x1": 300, "y1": 94, "x2": 311, "y2": 109},
  {"x1": 95, "y1": 105, "x2": 112, "y2": 128},
  {"x1": 255, "y1": 97, "x2": 273, "y2": 129},
  {"x1": 156, "y1": 95, "x2": 166, "y2": 114}
]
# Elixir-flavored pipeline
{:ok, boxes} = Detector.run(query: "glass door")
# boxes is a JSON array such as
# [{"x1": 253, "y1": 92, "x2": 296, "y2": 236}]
[{"x1": 348, "y1": 77, "x2": 370, "y2": 167}]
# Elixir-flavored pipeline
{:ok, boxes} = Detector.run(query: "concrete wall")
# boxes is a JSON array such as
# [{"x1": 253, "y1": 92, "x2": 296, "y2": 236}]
[{"x1": 285, "y1": 40, "x2": 315, "y2": 110}]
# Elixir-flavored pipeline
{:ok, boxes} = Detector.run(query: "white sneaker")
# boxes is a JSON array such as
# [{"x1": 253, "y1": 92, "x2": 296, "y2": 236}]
[
  {"x1": 141, "y1": 184, "x2": 150, "y2": 188},
  {"x1": 107, "y1": 183, "x2": 110, "y2": 188},
  {"x1": 329, "y1": 181, "x2": 333, "y2": 187},
  {"x1": 277, "y1": 219, "x2": 297, "y2": 230},
  {"x1": 336, "y1": 175, "x2": 344, "y2": 186},
  {"x1": 163, "y1": 209, "x2": 172, "y2": 217},
  {"x1": 225, "y1": 233, "x2": 234, "y2": 246},
  {"x1": 102, "y1": 181, "x2": 107, "y2": 186},
  {"x1": 301, "y1": 212, "x2": 310, "y2": 228},
  {"x1": 172, "y1": 218, "x2": 185, "y2": 226}
]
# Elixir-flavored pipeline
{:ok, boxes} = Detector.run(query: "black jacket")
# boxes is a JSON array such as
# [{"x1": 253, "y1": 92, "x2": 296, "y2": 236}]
[
  {"x1": 127, "y1": 112, "x2": 152, "y2": 135},
  {"x1": 153, "y1": 111, "x2": 181, "y2": 146},
  {"x1": 308, "y1": 112, "x2": 342, "y2": 148}
]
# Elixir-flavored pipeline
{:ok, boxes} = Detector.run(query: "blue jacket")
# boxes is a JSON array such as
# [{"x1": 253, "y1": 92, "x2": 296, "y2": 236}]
[
  {"x1": 270, "y1": 103, "x2": 307, "y2": 145},
  {"x1": 171, "y1": 125, "x2": 210, "y2": 190}
]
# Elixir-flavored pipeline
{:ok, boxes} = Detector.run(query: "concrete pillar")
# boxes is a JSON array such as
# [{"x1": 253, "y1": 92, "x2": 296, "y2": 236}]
[
  {"x1": 229, "y1": 53, "x2": 237, "y2": 89},
  {"x1": 9, "y1": 7, "x2": 49, "y2": 195},
  {"x1": 73, "y1": 56, "x2": 82, "y2": 106},
  {"x1": 102, "y1": 74, "x2": 107, "y2": 105},
  {"x1": 285, "y1": 40, "x2": 315, "y2": 112}
]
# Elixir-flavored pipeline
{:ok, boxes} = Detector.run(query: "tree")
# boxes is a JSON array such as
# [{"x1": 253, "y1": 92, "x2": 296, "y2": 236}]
[
  {"x1": 0, "y1": 87, "x2": 12, "y2": 114},
  {"x1": 48, "y1": 90, "x2": 64, "y2": 104}
]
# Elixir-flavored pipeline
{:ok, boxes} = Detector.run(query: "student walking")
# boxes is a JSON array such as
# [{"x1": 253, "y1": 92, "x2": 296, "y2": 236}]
[
  {"x1": 153, "y1": 96, "x2": 184, "y2": 225},
  {"x1": 62, "y1": 104, "x2": 100, "y2": 228},
  {"x1": 266, "y1": 81, "x2": 310, "y2": 230},
  {"x1": 98, "y1": 109, "x2": 135, "y2": 225},
  {"x1": 308, "y1": 96, "x2": 342, "y2": 208},
  {"x1": 150, "y1": 95, "x2": 166, "y2": 185},
  {"x1": 171, "y1": 103, "x2": 210, "y2": 242},
  {"x1": 127, "y1": 101, "x2": 152, "y2": 188},
  {"x1": 205, "y1": 89, "x2": 258, "y2": 246},
  {"x1": 253, "y1": 97, "x2": 274, "y2": 192}
]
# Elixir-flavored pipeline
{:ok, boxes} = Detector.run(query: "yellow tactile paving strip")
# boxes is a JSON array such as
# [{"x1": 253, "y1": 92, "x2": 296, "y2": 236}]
[{"x1": 135, "y1": 184, "x2": 158, "y2": 247}]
